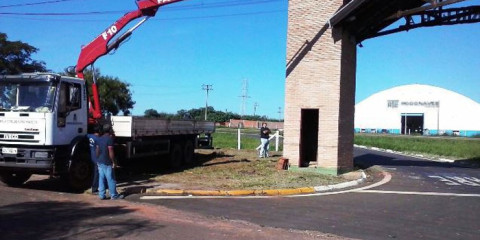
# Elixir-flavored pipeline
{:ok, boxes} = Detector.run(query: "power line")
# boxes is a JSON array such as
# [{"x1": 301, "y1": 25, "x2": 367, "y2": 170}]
[
  {"x1": 0, "y1": 0, "x2": 78, "y2": 9},
  {"x1": 0, "y1": 0, "x2": 283, "y2": 15},
  {"x1": 0, "y1": 0, "x2": 277, "y2": 10},
  {"x1": 153, "y1": 9, "x2": 285, "y2": 21},
  {"x1": 0, "y1": 10, "x2": 122, "y2": 15},
  {"x1": 0, "y1": 9, "x2": 285, "y2": 21},
  {"x1": 161, "y1": 0, "x2": 283, "y2": 11}
]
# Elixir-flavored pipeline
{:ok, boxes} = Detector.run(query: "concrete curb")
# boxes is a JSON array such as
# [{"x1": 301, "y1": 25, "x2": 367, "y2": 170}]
[
  {"x1": 314, "y1": 171, "x2": 367, "y2": 192},
  {"x1": 138, "y1": 170, "x2": 368, "y2": 197}
]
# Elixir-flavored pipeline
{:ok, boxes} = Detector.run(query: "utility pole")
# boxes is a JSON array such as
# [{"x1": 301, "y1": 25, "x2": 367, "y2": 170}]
[
  {"x1": 277, "y1": 107, "x2": 282, "y2": 121},
  {"x1": 239, "y1": 79, "x2": 250, "y2": 118},
  {"x1": 253, "y1": 102, "x2": 259, "y2": 116},
  {"x1": 202, "y1": 84, "x2": 213, "y2": 120}
]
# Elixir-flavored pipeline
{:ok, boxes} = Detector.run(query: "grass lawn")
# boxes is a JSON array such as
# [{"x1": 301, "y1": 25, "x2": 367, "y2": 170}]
[
  {"x1": 211, "y1": 128, "x2": 479, "y2": 162},
  {"x1": 355, "y1": 134, "x2": 480, "y2": 161}
]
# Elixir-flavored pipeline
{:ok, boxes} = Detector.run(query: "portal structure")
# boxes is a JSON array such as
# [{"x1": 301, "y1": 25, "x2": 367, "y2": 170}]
[{"x1": 284, "y1": 0, "x2": 356, "y2": 174}]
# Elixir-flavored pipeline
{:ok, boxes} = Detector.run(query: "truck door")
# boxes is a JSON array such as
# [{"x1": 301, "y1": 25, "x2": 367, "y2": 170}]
[{"x1": 55, "y1": 81, "x2": 87, "y2": 145}]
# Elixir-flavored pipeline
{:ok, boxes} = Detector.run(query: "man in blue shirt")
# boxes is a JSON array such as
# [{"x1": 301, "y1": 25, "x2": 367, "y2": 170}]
[
  {"x1": 86, "y1": 124, "x2": 101, "y2": 194},
  {"x1": 96, "y1": 124, "x2": 123, "y2": 200}
]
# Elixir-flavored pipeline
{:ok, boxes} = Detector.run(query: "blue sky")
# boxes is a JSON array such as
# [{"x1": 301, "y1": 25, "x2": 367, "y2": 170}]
[{"x1": 1, "y1": 0, "x2": 479, "y2": 119}]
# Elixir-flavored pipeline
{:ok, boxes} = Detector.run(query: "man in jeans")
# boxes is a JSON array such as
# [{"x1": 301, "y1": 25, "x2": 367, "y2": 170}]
[
  {"x1": 96, "y1": 124, "x2": 124, "y2": 200},
  {"x1": 259, "y1": 122, "x2": 271, "y2": 158},
  {"x1": 86, "y1": 124, "x2": 102, "y2": 194}
]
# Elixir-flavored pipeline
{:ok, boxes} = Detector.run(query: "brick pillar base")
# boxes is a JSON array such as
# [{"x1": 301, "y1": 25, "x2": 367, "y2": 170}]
[{"x1": 284, "y1": 0, "x2": 356, "y2": 175}]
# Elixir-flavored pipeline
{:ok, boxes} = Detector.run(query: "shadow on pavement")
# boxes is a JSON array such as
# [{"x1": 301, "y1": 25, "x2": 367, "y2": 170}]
[
  {"x1": 21, "y1": 176, "x2": 72, "y2": 193},
  {"x1": 0, "y1": 201, "x2": 161, "y2": 240},
  {"x1": 354, "y1": 151, "x2": 479, "y2": 169},
  {"x1": 454, "y1": 158, "x2": 480, "y2": 168},
  {"x1": 16, "y1": 151, "x2": 224, "y2": 194}
]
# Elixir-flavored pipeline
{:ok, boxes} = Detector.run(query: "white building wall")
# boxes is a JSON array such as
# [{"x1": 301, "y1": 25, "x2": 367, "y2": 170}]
[{"x1": 355, "y1": 84, "x2": 480, "y2": 136}]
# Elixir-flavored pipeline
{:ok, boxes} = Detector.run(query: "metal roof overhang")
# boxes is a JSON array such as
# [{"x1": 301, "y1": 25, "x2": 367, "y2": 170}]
[{"x1": 329, "y1": 0, "x2": 427, "y2": 42}]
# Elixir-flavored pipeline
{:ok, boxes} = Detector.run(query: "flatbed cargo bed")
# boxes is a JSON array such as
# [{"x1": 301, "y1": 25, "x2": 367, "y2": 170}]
[{"x1": 111, "y1": 116, "x2": 215, "y2": 138}]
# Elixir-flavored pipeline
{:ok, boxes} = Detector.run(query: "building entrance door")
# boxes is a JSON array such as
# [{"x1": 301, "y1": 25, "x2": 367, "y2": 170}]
[
  {"x1": 401, "y1": 113, "x2": 424, "y2": 135},
  {"x1": 300, "y1": 109, "x2": 319, "y2": 167}
]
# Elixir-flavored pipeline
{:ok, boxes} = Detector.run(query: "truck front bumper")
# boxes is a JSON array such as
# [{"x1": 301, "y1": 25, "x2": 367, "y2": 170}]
[{"x1": 0, "y1": 146, "x2": 56, "y2": 172}]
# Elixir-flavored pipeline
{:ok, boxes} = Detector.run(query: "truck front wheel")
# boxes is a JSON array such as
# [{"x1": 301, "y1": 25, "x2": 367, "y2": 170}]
[
  {"x1": 66, "y1": 142, "x2": 93, "y2": 191},
  {"x1": 68, "y1": 156, "x2": 93, "y2": 191},
  {"x1": 0, "y1": 172, "x2": 32, "y2": 186}
]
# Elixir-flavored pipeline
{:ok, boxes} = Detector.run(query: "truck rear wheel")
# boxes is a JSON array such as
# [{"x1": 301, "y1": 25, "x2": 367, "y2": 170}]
[
  {"x1": 169, "y1": 143, "x2": 183, "y2": 169},
  {"x1": 183, "y1": 140, "x2": 195, "y2": 164},
  {"x1": 0, "y1": 172, "x2": 32, "y2": 186}
]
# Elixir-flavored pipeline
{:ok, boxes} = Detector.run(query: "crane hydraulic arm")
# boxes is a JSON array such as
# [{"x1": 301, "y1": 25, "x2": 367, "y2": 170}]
[{"x1": 75, "y1": 0, "x2": 184, "y2": 120}]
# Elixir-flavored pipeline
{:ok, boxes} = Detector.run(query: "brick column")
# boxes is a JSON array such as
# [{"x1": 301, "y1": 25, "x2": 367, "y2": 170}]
[{"x1": 284, "y1": 0, "x2": 356, "y2": 174}]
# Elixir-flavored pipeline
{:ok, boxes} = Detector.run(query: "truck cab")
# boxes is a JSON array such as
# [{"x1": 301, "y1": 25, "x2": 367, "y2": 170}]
[{"x1": 0, "y1": 73, "x2": 89, "y2": 187}]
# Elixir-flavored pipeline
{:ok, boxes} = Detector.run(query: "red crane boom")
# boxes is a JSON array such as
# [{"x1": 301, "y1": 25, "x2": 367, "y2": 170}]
[{"x1": 75, "y1": 0, "x2": 184, "y2": 120}]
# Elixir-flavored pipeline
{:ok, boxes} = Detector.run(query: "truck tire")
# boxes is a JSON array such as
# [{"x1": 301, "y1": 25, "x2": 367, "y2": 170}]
[
  {"x1": 169, "y1": 143, "x2": 183, "y2": 169},
  {"x1": 67, "y1": 143, "x2": 93, "y2": 191},
  {"x1": 0, "y1": 172, "x2": 32, "y2": 186},
  {"x1": 183, "y1": 140, "x2": 195, "y2": 164}
]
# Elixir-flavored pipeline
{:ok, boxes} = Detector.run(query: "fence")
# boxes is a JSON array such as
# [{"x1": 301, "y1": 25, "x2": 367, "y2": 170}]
[{"x1": 234, "y1": 128, "x2": 283, "y2": 151}]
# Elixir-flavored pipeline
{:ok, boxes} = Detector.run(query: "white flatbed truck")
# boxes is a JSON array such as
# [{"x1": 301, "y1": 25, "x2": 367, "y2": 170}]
[{"x1": 0, "y1": 74, "x2": 214, "y2": 190}]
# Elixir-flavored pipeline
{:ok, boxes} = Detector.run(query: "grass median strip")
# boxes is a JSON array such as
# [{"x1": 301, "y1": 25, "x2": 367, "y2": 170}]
[
  {"x1": 355, "y1": 134, "x2": 480, "y2": 162},
  {"x1": 150, "y1": 149, "x2": 346, "y2": 191}
]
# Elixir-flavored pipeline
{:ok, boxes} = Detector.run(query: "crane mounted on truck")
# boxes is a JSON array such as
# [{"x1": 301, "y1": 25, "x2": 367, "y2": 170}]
[{"x1": 0, "y1": 0, "x2": 214, "y2": 190}]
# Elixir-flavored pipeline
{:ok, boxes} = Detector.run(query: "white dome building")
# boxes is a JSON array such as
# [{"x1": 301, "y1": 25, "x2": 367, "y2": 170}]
[{"x1": 354, "y1": 84, "x2": 480, "y2": 137}]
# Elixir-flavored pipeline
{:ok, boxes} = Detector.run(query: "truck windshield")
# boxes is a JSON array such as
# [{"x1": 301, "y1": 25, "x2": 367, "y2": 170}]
[{"x1": 0, "y1": 81, "x2": 57, "y2": 112}]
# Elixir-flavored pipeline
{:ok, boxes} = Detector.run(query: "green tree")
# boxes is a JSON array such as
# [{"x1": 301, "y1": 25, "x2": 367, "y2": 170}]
[
  {"x1": 143, "y1": 106, "x2": 279, "y2": 123},
  {"x1": 144, "y1": 109, "x2": 175, "y2": 119},
  {"x1": 65, "y1": 68, "x2": 135, "y2": 116},
  {"x1": 0, "y1": 33, "x2": 47, "y2": 74},
  {"x1": 208, "y1": 110, "x2": 241, "y2": 122},
  {"x1": 144, "y1": 109, "x2": 160, "y2": 118}
]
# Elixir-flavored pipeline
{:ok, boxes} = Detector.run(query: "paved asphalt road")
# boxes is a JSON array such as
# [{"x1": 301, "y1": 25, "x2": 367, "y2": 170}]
[
  {"x1": 0, "y1": 181, "x2": 340, "y2": 240},
  {"x1": 0, "y1": 147, "x2": 478, "y2": 239},
  {"x1": 133, "y1": 147, "x2": 480, "y2": 240}
]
